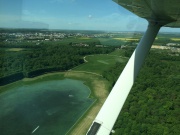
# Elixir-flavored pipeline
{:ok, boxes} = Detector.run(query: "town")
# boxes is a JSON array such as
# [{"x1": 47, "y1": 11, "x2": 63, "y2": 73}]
[
  {"x1": 0, "y1": 28, "x2": 179, "y2": 135},
  {"x1": 0, "y1": 29, "x2": 180, "y2": 51}
]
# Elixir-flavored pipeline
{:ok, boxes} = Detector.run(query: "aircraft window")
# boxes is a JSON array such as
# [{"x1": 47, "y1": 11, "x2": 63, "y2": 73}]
[{"x1": 0, "y1": 0, "x2": 179, "y2": 135}]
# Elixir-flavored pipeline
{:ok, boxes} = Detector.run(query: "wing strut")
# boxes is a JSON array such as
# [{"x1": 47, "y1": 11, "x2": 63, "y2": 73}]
[{"x1": 87, "y1": 22, "x2": 161, "y2": 135}]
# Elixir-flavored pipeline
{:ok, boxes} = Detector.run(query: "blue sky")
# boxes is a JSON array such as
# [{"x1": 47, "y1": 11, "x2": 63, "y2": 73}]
[{"x1": 0, "y1": 0, "x2": 179, "y2": 32}]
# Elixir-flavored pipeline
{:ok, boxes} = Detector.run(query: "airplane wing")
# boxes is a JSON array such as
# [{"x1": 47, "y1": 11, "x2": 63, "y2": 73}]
[
  {"x1": 113, "y1": 0, "x2": 180, "y2": 27},
  {"x1": 86, "y1": 0, "x2": 180, "y2": 135}
]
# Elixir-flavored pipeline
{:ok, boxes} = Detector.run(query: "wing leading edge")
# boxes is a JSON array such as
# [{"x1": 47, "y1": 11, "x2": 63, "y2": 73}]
[
  {"x1": 87, "y1": 0, "x2": 179, "y2": 135},
  {"x1": 113, "y1": 0, "x2": 180, "y2": 27}
]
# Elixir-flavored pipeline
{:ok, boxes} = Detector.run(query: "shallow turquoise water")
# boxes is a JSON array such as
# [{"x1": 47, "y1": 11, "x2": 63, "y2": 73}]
[{"x1": 0, "y1": 79, "x2": 94, "y2": 135}]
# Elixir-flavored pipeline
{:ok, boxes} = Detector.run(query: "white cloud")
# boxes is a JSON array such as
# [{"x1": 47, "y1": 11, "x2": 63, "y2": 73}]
[
  {"x1": 88, "y1": 15, "x2": 92, "y2": 19},
  {"x1": 0, "y1": 10, "x2": 148, "y2": 31},
  {"x1": 84, "y1": 13, "x2": 148, "y2": 31},
  {"x1": 22, "y1": 10, "x2": 32, "y2": 16},
  {"x1": 0, "y1": 14, "x2": 49, "y2": 29},
  {"x1": 0, "y1": 14, "x2": 21, "y2": 22}
]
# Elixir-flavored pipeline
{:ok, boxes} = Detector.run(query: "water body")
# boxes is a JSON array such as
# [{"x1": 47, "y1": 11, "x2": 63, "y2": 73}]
[{"x1": 0, "y1": 79, "x2": 94, "y2": 135}]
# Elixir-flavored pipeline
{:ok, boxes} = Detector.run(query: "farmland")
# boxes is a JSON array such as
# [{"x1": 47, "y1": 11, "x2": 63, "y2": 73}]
[{"x1": 0, "y1": 28, "x2": 179, "y2": 135}]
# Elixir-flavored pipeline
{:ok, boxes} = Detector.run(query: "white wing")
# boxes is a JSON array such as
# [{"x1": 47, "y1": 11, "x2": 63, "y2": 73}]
[
  {"x1": 87, "y1": 0, "x2": 180, "y2": 135},
  {"x1": 113, "y1": 0, "x2": 180, "y2": 27}
]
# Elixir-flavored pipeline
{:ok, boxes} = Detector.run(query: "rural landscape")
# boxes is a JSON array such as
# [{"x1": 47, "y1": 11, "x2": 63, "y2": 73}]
[{"x1": 0, "y1": 28, "x2": 179, "y2": 135}]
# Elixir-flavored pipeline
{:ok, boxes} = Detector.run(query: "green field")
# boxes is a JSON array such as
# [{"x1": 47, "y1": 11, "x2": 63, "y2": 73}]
[{"x1": 72, "y1": 54, "x2": 128, "y2": 75}]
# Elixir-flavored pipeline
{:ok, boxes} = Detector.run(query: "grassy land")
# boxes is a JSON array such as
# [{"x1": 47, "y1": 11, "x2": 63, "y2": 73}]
[
  {"x1": 98, "y1": 38, "x2": 126, "y2": 46},
  {"x1": 109, "y1": 49, "x2": 129, "y2": 56},
  {"x1": 0, "y1": 71, "x2": 110, "y2": 135},
  {"x1": 0, "y1": 49, "x2": 129, "y2": 135},
  {"x1": 171, "y1": 38, "x2": 180, "y2": 41},
  {"x1": 43, "y1": 37, "x2": 100, "y2": 46},
  {"x1": 113, "y1": 38, "x2": 139, "y2": 41},
  {"x1": 6, "y1": 48, "x2": 24, "y2": 51},
  {"x1": 64, "y1": 72, "x2": 110, "y2": 135},
  {"x1": 65, "y1": 51, "x2": 129, "y2": 134},
  {"x1": 72, "y1": 53, "x2": 128, "y2": 75}
]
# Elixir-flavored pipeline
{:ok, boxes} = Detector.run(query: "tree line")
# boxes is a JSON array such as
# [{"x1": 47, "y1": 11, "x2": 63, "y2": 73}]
[
  {"x1": 0, "y1": 44, "x2": 114, "y2": 85},
  {"x1": 103, "y1": 50, "x2": 180, "y2": 135}
]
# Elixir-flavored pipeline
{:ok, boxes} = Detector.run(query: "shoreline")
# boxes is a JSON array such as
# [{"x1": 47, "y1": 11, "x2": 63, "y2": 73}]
[
  {"x1": 0, "y1": 71, "x2": 109, "y2": 135},
  {"x1": 64, "y1": 71, "x2": 109, "y2": 135},
  {"x1": 65, "y1": 99, "x2": 97, "y2": 135}
]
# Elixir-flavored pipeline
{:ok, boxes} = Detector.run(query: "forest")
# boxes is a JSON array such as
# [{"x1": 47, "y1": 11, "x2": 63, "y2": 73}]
[
  {"x1": 0, "y1": 44, "x2": 114, "y2": 85},
  {"x1": 0, "y1": 29, "x2": 179, "y2": 134},
  {"x1": 103, "y1": 50, "x2": 180, "y2": 135}
]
